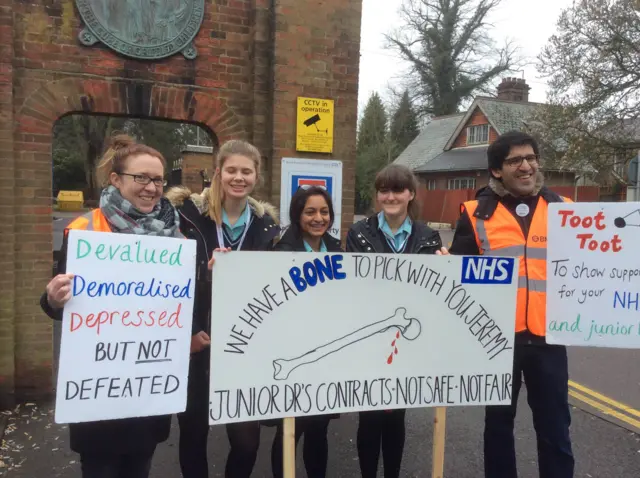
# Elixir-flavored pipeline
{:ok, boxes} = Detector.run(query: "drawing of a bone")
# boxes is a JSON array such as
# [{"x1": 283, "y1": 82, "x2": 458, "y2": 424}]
[{"x1": 272, "y1": 307, "x2": 421, "y2": 380}]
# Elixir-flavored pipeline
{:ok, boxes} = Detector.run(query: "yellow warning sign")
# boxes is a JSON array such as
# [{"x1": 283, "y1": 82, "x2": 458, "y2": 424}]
[{"x1": 296, "y1": 97, "x2": 334, "y2": 153}]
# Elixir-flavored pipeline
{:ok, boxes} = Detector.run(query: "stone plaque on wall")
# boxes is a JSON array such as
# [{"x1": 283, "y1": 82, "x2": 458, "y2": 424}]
[{"x1": 76, "y1": 0, "x2": 205, "y2": 60}]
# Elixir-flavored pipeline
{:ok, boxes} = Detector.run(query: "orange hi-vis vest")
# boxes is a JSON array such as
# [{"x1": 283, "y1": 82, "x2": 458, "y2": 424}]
[
  {"x1": 463, "y1": 195, "x2": 571, "y2": 336},
  {"x1": 66, "y1": 209, "x2": 111, "y2": 232}
]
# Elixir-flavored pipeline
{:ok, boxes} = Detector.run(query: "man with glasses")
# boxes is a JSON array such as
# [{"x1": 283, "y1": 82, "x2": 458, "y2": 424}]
[{"x1": 449, "y1": 131, "x2": 575, "y2": 478}]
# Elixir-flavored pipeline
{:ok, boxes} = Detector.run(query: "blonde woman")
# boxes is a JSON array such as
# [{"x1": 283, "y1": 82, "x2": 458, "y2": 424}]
[
  {"x1": 41, "y1": 134, "x2": 179, "y2": 478},
  {"x1": 167, "y1": 139, "x2": 279, "y2": 478}
]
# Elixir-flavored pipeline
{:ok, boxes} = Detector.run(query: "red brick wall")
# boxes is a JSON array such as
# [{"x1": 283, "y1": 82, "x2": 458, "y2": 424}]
[
  {"x1": 0, "y1": 0, "x2": 15, "y2": 409},
  {"x1": 452, "y1": 108, "x2": 497, "y2": 148},
  {"x1": 1, "y1": 0, "x2": 362, "y2": 402},
  {"x1": 269, "y1": 0, "x2": 361, "y2": 240}
]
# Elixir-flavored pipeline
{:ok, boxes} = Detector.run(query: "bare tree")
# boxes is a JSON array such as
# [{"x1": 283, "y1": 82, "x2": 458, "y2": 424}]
[
  {"x1": 386, "y1": 0, "x2": 520, "y2": 117},
  {"x1": 530, "y1": 0, "x2": 640, "y2": 180},
  {"x1": 539, "y1": 0, "x2": 640, "y2": 125}
]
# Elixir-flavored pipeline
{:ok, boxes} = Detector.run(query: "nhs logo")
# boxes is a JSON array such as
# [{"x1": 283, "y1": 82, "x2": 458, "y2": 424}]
[{"x1": 461, "y1": 257, "x2": 515, "y2": 284}]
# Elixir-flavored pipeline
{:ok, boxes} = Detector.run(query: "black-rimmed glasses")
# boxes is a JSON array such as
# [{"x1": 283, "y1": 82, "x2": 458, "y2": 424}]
[
  {"x1": 503, "y1": 154, "x2": 541, "y2": 169},
  {"x1": 119, "y1": 173, "x2": 167, "y2": 187}
]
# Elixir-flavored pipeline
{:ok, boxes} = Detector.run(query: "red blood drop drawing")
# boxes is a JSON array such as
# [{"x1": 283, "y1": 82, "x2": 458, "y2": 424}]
[{"x1": 387, "y1": 331, "x2": 402, "y2": 363}]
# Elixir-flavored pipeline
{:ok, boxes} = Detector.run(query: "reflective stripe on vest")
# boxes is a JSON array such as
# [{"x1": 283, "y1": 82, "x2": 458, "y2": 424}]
[
  {"x1": 66, "y1": 209, "x2": 111, "y2": 233},
  {"x1": 463, "y1": 195, "x2": 571, "y2": 336}
]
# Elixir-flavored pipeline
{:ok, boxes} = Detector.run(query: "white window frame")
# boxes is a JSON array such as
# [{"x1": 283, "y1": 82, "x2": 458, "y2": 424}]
[
  {"x1": 447, "y1": 178, "x2": 476, "y2": 190},
  {"x1": 426, "y1": 179, "x2": 437, "y2": 190},
  {"x1": 467, "y1": 124, "x2": 489, "y2": 145}
]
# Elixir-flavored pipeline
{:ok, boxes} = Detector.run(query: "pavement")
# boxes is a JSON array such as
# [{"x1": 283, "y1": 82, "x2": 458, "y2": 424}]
[{"x1": 1, "y1": 390, "x2": 639, "y2": 477}]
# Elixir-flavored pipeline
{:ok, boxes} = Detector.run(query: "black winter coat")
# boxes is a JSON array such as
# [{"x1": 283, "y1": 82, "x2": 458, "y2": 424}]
[
  {"x1": 166, "y1": 187, "x2": 280, "y2": 354},
  {"x1": 346, "y1": 214, "x2": 442, "y2": 254},
  {"x1": 274, "y1": 226, "x2": 343, "y2": 253},
  {"x1": 39, "y1": 222, "x2": 171, "y2": 456}
]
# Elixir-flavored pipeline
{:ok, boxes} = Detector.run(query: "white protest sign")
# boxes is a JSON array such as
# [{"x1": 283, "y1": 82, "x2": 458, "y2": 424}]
[
  {"x1": 55, "y1": 229, "x2": 196, "y2": 424},
  {"x1": 279, "y1": 157, "x2": 343, "y2": 238},
  {"x1": 209, "y1": 252, "x2": 518, "y2": 425},
  {"x1": 547, "y1": 202, "x2": 640, "y2": 348}
]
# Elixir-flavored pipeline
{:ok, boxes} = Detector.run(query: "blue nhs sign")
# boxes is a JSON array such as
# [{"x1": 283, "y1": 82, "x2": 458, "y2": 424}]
[{"x1": 461, "y1": 257, "x2": 515, "y2": 284}]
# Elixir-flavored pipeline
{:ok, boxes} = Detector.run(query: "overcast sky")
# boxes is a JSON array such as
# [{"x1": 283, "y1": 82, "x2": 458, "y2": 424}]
[{"x1": 358, "y1": 0, "x2": 575, "y2": 116}]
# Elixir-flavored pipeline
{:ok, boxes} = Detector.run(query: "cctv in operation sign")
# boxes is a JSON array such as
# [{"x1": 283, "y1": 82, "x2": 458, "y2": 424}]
[{"x1": 296, "y1": 97, "x2": 334, "y2": 153}]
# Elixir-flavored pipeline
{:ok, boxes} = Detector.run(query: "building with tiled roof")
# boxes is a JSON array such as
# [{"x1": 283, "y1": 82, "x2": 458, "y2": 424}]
[{"x1": 395, "y1": 78, "x2": 576, "y2": 191}]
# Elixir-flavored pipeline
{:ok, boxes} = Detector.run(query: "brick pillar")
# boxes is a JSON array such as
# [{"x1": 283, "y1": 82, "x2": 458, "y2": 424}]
[
  {"x1": 0, "y1": 0, "x2": 15, "y2": 408},
  {"x1": 250, "y1": 0, "x2": 275, "y2": 200},
  {"x1": 270, "y1": 0, "x2": 362, "y2": 237}
]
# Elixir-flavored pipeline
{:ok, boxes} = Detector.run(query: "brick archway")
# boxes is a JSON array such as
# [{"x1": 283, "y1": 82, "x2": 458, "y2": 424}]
[
  {"x1": 11, "y1": 78, "x2": 246, "y2": 400},
  {"x1": 16, "y1": 77, "x2": 244, "y2": 140}
]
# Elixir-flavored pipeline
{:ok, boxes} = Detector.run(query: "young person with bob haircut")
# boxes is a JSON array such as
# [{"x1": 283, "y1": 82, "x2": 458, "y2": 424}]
[{"x1": 346, "y1": 164, "x2": 446, "y2": 478}]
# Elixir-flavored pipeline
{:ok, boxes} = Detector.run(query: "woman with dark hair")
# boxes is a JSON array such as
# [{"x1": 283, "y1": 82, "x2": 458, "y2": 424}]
[
  {"x1": 346, "y1": 164, "x2": 446, "y2": 478},
  {"x1": 270, "y1": 185, "x2": 341, "y2": 478}
]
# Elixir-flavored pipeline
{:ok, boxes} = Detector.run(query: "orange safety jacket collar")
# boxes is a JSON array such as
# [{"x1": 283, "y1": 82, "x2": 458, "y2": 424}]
[{"x1": 462, "y1": 186, "x2": 571, "y2": 337}]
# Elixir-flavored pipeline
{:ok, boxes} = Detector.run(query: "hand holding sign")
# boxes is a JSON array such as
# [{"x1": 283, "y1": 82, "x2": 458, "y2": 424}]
[
  {"x1": 191, "y1": 331, "x2": 211, "y2": 354},
  {"x1": 46, "y1": 273, "x2": 75, "y2": 309},
  {"x1": 208, "y1": 247, "x2": 232, "y2": 270}
]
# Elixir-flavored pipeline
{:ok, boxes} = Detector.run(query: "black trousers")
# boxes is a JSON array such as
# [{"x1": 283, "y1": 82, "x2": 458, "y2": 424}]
[
  {"x1": 80, "y1": 449, "x2": 154, "y2": 478},
  {"x1": 357, "y1": 409, "x2": 406, "y2": 478},
  {"x1": 270, "y1": 416, "x2": 331, "y2": 478},
  {"x1": 225, "y1": 421, "x2": 261, "y2": 478},
  {"x1": 178, "y1": 353, "x2": 262, "y2": 478},
  {"x1": 484, "y1": 341, "x2": 574, "y2": 478}
]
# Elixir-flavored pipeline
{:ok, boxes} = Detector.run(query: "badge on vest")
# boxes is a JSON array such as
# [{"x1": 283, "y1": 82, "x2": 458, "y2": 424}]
[
  {"x1": 515, "y1": 203, "x2": 530, "y2": 217},
  {"x1": 461, "y1": 257, "x2": 515, "y2": 284}
]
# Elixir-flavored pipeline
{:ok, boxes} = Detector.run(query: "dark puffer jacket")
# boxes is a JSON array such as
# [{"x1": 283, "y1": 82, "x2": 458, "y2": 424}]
[
  {"x1": 274, "y1": 226, "x2": 343, "y2": 253},
  {"x1": 346, "y1": 214, "x2": 442, "y2": 254},
  {"x1": 165, "y1": 186, "x2": 280, "y2": 342}
]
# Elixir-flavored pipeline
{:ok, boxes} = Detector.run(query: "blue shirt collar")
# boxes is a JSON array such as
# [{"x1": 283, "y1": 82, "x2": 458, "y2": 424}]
[
  {"x1": 222, "y1": 202, "x2": 250, "y2": 240},
  {"x1": 378, "y1": 212, "x2": 412, "y2": 237},
  {"x1": 303, "y1": 239, "x2": 327, "y2": 253},
  {"x1": 378, "y1": 212, "x2": 412, "y2": 252}
]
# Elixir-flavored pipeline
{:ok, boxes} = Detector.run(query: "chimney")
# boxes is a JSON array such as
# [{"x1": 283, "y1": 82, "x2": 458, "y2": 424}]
[{"x1": 496, "y1": 77, "x2": 530, "y2": 102}]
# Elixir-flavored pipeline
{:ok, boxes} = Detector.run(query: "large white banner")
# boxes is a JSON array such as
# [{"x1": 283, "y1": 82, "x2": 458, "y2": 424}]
[
  {"x1": 279, "y1": 157, "x2": 343, "y2": 238},
  {"x1": 547, "y1": 202, "x2": 640, "y2": 348},
  {"x1": 55, "y1": 230, "x2": 196, "y2": 424},
  {"x1": 209, "y1": 252, "x2": 518, "y2": 425}
]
